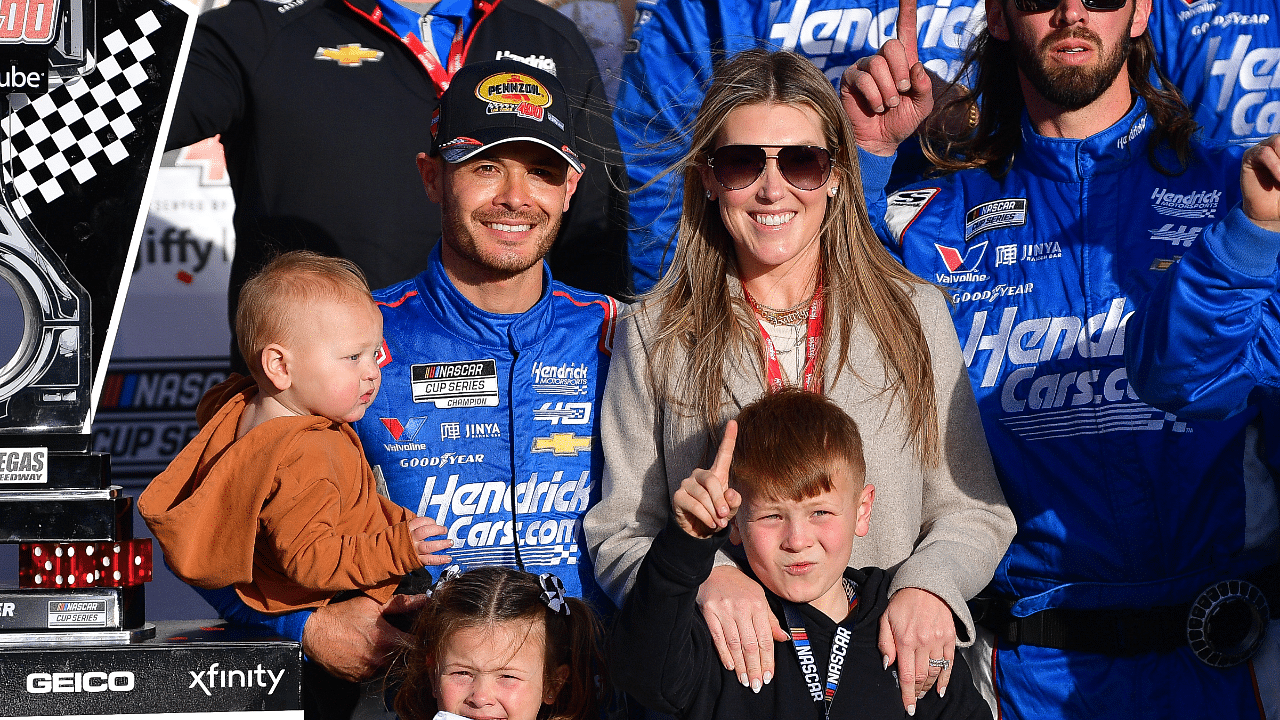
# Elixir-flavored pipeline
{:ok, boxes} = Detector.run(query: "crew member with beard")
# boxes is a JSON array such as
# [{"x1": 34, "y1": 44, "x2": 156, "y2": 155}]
[
  {"x1": 192, "y1": 59, "x2": 619, "y2": 718},
  {"x1": 841, "y1": 0, "x2": 1280, "y2": 717}
]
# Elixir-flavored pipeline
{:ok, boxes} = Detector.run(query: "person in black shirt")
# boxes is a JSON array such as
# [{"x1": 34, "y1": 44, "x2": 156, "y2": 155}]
[{"x1": 610, "y1": 389, "x2": 991, "y2": 720}]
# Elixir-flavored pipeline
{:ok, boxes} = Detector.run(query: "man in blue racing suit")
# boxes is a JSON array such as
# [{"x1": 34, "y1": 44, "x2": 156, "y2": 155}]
[
  {"x1": 842, "y1": 0, "x2": 1280, "y2": 716},
  {"x1": 189, "y1": 59, "x2": 617, "y2": 717},
  {"x1": 614, "y1": 0, "x2": 988, "y2": 293}
]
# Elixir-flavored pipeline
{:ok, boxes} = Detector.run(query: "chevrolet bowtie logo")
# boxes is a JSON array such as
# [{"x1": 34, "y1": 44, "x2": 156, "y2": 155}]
[
  {"x1": 315, "y1": 44, "x2": 384, "y2": 67},
  {"x1": 531, "y1": 433, "x2": 592, "y2": 457}
]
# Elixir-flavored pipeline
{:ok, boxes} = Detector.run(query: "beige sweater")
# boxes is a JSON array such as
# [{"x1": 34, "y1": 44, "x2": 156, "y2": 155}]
[{"x1": 583, "y1": 283, "x2": 1015, "y2": 644}]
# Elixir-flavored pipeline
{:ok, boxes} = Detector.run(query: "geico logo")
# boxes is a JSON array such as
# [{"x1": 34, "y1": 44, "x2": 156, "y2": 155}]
[
  {"x1": 26, "y1": 672, "x2": 134, "y2": 693},
  {"x1": 960, "y1": 298, "x2": 1129, "y2": 388},
  {"x1": 414, "y1": 471, "x2": 592, "y2": 523}
]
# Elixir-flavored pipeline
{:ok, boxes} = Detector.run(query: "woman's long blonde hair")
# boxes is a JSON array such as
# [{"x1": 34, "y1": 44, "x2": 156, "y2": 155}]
[{"x1": 644, "y1": 48, "x2": 940, "y2": 466}]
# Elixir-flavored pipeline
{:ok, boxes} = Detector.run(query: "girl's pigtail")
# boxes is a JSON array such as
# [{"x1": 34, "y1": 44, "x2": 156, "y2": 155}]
[{"x1": 542, "y1": 597, "x2": 607, "y2": 720}]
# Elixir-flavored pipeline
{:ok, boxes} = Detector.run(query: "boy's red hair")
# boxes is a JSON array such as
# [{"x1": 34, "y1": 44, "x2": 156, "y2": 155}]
[{"x1": 730, "y1": 388, "x2": 866, "y2": 501}]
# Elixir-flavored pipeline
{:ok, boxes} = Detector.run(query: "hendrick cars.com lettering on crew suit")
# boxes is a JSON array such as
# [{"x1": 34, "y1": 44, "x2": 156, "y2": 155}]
[
  {"x1": 353, "y1": 246, "x2": 617, "y2": 610},
  {"x1": 1150, "y1": 0, "x2": 1280, "y2": 145}
]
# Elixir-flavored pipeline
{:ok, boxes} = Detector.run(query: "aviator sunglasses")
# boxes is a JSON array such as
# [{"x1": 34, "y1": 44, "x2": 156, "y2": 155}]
[
  {"x1": 1011, "y1": 0, "x2": 1126, "y2": 12},
  {"x1": 707, "y1": 145, "x2": 834, "y2": 192}
]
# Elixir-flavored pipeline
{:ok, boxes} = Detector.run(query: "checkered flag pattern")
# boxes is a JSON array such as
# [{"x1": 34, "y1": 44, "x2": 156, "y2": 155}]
[{"x1": 0, "y1": 10, "x2": 163, "y2": 219}]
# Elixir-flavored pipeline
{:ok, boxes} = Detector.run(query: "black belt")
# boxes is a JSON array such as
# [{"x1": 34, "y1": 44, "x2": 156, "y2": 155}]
[{"x1": 971, "y1": 564, "x2": 1279, "y2": 667}]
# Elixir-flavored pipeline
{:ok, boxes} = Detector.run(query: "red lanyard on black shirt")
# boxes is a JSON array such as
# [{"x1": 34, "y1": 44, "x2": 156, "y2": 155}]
[
  {"x1": 369, "y1": 0, "x2": 497, "y2": 91},
  {"x1": 742, "y1": 281, "x2": 824, "y2": 393}
]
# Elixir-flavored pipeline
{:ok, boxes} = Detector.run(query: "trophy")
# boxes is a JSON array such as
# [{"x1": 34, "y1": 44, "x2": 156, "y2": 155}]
[{"x1": 0, "y1": 0, "x2": 302, "y2": 714}]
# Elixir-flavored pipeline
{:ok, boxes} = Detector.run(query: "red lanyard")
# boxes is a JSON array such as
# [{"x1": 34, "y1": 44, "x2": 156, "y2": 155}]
[
  {"x1": 370, "y1": 0, "x2": 496, "y2": 91},
  {"x1": 742, "y1": 282, "x2": 824, "y2": 393}
]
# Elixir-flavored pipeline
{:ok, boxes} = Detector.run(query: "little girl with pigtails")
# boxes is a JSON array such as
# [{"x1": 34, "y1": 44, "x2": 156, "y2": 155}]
[{"x1": 394, "y1": 567, "x2": 606, "y2": 720}]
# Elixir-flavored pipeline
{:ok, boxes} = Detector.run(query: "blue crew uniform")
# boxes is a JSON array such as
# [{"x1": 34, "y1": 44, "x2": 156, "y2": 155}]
[
  {"x1": 353, "y1": 246, "x2": 618, "y2": 611},
  {"x1": 189, "y1": 248, "x2": 618, "y2": 642},
  {"x1": 863, "y1": 100, "x2": 1280, "y2": 719}
]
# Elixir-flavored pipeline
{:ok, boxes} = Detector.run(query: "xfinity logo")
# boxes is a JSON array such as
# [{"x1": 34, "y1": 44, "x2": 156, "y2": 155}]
[
  {"x1": 27, "y1": 671, "x2": 134, "y2": 693},
  {"x1": 188, "y1": 662, "x2": 285, "y2": 696}
]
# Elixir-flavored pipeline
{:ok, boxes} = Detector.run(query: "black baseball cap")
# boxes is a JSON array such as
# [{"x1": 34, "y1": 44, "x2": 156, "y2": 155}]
[{"x1": 430, "y1": 60, "x2": 584, "y2": 174}]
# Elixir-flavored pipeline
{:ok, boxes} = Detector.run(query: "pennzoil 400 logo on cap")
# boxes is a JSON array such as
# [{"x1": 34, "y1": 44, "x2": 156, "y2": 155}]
[{"x1": 475, "y1": 72, "x2": 551, "y2": 121}]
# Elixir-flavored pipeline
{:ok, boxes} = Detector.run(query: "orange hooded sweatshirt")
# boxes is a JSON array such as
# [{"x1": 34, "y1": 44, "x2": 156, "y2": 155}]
[{"x1": 139, "y1": 374, "x2": 420, "y2": 613}]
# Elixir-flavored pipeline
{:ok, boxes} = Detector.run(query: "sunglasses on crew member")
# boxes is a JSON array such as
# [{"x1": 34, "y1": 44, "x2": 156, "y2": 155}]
[
  {"x1": 1010, "y1": 0, "x2": 1127, "y2": 12},
  {"x1": 706, "y1": 145, "x2": 834, "y2": 192}
]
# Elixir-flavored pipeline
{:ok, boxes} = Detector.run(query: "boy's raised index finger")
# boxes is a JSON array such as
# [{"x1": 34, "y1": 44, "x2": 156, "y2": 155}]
[
  {"x1": 898, "y1": 0, "x2": 919, "y2": 66},
  {"x1": 711, "y1": 419, "x2": 739, "y2": 475}
]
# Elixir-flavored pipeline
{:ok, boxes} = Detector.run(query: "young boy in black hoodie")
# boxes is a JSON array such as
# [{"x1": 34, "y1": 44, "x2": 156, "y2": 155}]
[{"x1": 609, "y1": 388, "x2": 991, "y2": 720}]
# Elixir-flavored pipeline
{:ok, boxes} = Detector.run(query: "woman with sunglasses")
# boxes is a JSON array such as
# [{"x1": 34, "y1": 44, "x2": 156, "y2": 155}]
[{"x1": 584, "y1": 48, "x2": 1014, "y2": 714}]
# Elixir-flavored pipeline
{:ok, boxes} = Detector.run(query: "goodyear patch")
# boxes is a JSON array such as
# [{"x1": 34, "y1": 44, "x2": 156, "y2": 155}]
[
  {"x1": 411, "y1": 360, "x2": 499, "y2": 408},
  {"x1": 884, "y1": 188, "x2": 939, "y2": 244},
  {"x1": 476, "y1": 72, "x2": 551, "y2": 121},
  {"x1": 964, "y1": 198, "x2": 1026, "y2": 241}
]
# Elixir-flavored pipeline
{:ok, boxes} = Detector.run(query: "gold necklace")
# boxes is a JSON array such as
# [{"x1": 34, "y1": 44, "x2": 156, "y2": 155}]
[{"x1": 748, "y1": 296, "x2": 812, "y2": 325}]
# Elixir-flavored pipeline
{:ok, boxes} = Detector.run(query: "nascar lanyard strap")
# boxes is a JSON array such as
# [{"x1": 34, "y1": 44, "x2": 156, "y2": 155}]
[
  {"x1": 783, "y1": 600, "x2": 853, "y2": 720},
  {"x1": 741, "y1": 281, "x2": 824, "y2": 393}
]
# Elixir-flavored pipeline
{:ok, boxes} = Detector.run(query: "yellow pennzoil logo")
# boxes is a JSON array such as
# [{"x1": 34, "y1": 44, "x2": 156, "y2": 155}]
[
  {"x1": 475, "y1": 72, "x2": 550, "y2": 121},
  {"x1": 314, "y1": 44, "x2": 384, "y2": 67}
]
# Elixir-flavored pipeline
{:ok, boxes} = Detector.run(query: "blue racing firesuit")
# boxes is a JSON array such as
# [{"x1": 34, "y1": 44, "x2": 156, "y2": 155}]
[
  {"x1": 1126, "y1": 202, "x2": 1280, "y2": 419},
  {"x1": 191, "y1": 246, "x2": 619, "y2": 640},
  {"x1": 1149, "y1": 0, "x2": 1280, "y2": 146},
  {"x1": 615, "y1": 0, "x2": 988, "y2": 293},
  {"x1": 863, "y1": 99, "x2": 1280, "y2": 719},
  {"x1": 352, "y1": 245, "x2": 618, "y2": 611}
]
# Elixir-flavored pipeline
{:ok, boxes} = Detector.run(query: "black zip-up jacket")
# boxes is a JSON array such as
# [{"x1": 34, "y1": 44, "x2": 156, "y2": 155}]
[
  {"x1": 167, "y1": 0, "x2": 630, "y2": 337},
  {"x1": 611, "y1": 522, "x2": 993, "y2": 720}
]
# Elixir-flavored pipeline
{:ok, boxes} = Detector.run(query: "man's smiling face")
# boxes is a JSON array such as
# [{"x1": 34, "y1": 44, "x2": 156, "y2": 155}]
[{"x1": 423, "y1": 141, "x2": 580, "y2": 282}]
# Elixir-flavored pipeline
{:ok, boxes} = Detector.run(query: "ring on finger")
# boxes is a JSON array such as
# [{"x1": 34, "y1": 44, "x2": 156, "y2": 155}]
[{"x1": 928, "y1": 658, "x2": 949, "y2": 669}]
